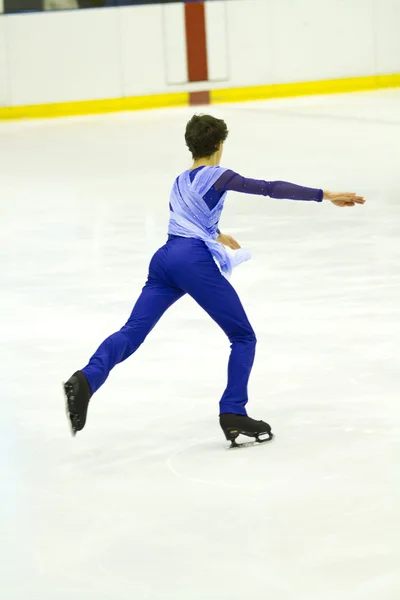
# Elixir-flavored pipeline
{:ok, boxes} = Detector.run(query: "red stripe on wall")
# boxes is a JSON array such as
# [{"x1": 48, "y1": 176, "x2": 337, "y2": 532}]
[
  {"x1": 185, "y1": 2, "x2": 209, "y2": 82},
  {"x1": 189, "y1": 91, "x2": 210, "y2": 106}
]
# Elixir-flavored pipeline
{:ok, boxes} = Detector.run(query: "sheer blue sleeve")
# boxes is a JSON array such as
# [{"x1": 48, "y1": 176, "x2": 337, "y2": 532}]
[{"x1": 214, "y1": 170, "x2": 323, "y2": 202}]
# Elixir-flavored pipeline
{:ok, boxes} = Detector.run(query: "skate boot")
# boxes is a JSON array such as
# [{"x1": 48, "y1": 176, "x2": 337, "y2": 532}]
[
  {"x1": 220, "y1": 413, "x2": 273, "y2": 448},
  {"x1": 63, "y1": 371, "x2": 92, "y2": 435}
]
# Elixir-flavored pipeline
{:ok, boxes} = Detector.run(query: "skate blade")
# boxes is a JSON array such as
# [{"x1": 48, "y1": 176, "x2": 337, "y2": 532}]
[
  {"x1": 63, "y1": 382, "x2": 77, "y2": 437},
  {"x1": 228, "y1": 433, "x2": 274, "y2": 449}
]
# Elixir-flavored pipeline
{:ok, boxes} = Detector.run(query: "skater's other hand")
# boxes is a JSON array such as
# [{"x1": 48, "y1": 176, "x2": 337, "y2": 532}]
[
  {"x1": 217, "y1": 233, "x2": 241, "y2": 250},
  {"x1": 323, "y1": 191, "x2": 366, "y2": 207}
]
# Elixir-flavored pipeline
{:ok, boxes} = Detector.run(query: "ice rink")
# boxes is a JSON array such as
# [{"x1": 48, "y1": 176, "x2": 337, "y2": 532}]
[{"x1": 1, "y1": 90, "x2": 399, "y2": 599}]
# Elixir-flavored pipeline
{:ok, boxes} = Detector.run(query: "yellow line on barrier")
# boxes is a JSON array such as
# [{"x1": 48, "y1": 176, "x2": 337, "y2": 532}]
[
  {"x1": 0, "y1": 92, "x2": 189, "y2": 120},
  {"x1": 210, "y1": 74, "x2": 400, "y2": 104},
  {"x1": 0, "y1": 74, "x2": 399, "y2": 121}
]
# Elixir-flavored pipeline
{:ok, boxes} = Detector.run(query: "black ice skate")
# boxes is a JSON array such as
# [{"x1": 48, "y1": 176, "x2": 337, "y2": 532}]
[
  {"x1": 63, "y1": 371, "x2": 92, "y2": 435},
  {"x1": 220, "y1": 413, "x2": 273, "y2": 448}
]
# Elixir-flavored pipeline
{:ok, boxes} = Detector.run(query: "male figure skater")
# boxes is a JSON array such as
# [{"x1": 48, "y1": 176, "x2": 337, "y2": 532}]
[{"x1": 64, "y1": 115, "x2": 365, "y2": 446}]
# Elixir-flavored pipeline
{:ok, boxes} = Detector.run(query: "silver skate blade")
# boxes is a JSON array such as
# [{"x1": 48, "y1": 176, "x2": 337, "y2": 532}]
[
  {"x1": 257, "y1": 432, "x2": 274, "y2": 442},
  {"x1": 228, "y1": 433, "x2": 274, "y2": 449},
  {"x1": 62, "y1": 382, "x2": 76, "y2": 437}
]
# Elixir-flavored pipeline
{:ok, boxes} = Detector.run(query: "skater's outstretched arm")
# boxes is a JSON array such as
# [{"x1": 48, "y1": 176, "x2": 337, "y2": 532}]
[{"x1": 214, "y1": 170, "x2": 365, "y2": 207}]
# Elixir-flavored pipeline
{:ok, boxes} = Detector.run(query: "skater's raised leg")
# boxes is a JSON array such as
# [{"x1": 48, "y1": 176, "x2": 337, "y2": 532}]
[
  {"x1": 64, "y1": 270, "x2": 184, "y2": 434},
  {"x1": 82, "y1": 281, "x2": 184, "y2": 393}
]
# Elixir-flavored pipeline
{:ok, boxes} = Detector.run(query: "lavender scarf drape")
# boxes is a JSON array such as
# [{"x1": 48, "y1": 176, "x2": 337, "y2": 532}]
[{"x1": 168, "y1": 167, "x2": 251, "y2": 278}]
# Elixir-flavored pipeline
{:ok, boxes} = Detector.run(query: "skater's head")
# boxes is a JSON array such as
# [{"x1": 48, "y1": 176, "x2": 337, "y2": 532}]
[{"x1": 185, "y1": 114, "x2": 228, "y2": 164}]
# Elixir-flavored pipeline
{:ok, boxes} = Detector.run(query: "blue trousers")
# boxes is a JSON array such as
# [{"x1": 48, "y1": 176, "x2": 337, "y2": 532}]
[{"x1": 82, "y1": 238, "x2": 256, "y2": 415}]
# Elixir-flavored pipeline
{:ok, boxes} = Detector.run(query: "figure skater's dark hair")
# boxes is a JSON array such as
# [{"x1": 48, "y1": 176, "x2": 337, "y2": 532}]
[{"x1": 185, "y1": 114, "x2": 229, "y2": 160}]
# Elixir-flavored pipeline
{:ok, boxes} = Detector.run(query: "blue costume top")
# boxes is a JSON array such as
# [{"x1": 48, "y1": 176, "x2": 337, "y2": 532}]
[{"x1": 168, "y1": 166, "x2": 323, "y2": 277}]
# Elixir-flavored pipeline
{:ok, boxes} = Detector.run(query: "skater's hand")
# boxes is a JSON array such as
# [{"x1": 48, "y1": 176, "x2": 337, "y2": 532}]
[
  {"x1": 216, "y1": 233, "x2": 241, "y2": 250},
  {"x1": 323, "y1": 191, "x2": 366, "y2": 207}
]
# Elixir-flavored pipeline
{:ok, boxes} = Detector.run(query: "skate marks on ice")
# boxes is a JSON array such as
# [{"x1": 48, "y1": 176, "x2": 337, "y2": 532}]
[
  {"x1": 166, "y1": 435, "x2": 277, "y2": 490},
  {"x1": 166, "y1": 417, "x2": 398, "y2": 495}
]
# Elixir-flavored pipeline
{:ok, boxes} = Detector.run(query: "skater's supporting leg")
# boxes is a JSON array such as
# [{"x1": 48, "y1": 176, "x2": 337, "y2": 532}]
[
  {"x1": 82, "y1": 281, "x2": 184, "y2": 394},
  {"x1": 168, "y1": 241, "x2": 256, "y2": 416},
  {"x1": 193, "y1": 277, "x2": 256, "y2": 416}
]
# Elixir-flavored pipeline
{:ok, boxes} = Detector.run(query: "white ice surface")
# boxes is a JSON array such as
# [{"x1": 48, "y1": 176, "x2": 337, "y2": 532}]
[{"x1": 0, "y1": 90, "x2": 399, "y2": 600}]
